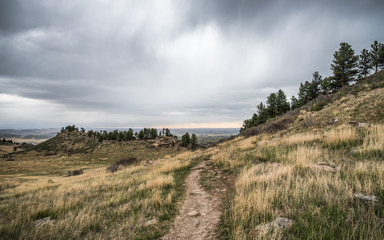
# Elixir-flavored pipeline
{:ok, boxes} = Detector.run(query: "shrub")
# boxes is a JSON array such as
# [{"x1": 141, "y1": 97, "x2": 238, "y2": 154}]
[
  {"x1": 242, "y1": 126, "x2": 262, "y2": 138},
  {"x1": 311, "y1": 101, "x2": 328, "y2": 111},
  {"x1": 67, "y1": 169, "x2": 84, "y2": 177},
  {"x1": 262, "y1": 114, "x2": 295, "y2": 134},
  {"x1": 106, "y1": 157, "x2": 138, "y2": 173},
  {"x1": 115, "y1": 157, "x2": 138, "y2": 166}
]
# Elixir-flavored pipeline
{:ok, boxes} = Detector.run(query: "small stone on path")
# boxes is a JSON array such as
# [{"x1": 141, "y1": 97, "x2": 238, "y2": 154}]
[{"x1": 188, "y1": 210, "x2": 200, "y2": 217}]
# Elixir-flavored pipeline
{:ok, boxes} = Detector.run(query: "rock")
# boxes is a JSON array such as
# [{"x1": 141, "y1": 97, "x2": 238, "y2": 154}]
[
  {"x1": 271, "y1": 163, "x2": 281, "y2": 168},
  {"x1": 314, "y1": 162, "x2": 339, "y2": 173},
  {"x1": 144, "y1": 218, "x2": 158, "y2": 226},
  {"x1": 188, "y1": 210, "x2": 200, "y2": 217},
  {"x1": 254, "y1": 217, "x2": 293, "y2": 233},
  {"x1": 354, "y1": 193, "x2": 379, "y2": 204},
  {"x1": 357, "y1": 123, "x2": 370, "y2": 128},
  {"x1": 348, "y1": 121, "x2": 358, "y2": 126},
  {"x1": 327, "y1": 118, "x2": 340, "y2": 125},
  {"x1": 34, "y1": 216, "x2": 55, "y2": 226}
]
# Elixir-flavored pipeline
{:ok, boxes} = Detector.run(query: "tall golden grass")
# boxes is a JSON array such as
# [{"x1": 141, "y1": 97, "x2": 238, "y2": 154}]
[
  {"x1": 0, "y1": 151, "x2": 199, "y2": 239},
  {"x1": 220, "y1": 124, "x2": 384, "y2": 239}
]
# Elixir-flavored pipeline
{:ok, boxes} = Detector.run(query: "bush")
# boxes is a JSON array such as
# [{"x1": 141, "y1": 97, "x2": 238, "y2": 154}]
[
  {"x1": 262, "y1": 114, "x2": 295, "y2": 134},
  {"x1": 106, "y1": 157, "x2": 138, "y2": 173},
  {"x1": 67, "y1": 169, "x2": 84, "y2": 177},
  {"x1": 115, "y1": 157, "x2": 138, "y2": 166},
  {"x1": 106, "y1": 164, "x2": 119, "y2": 173},
  {"x1": 311, "y1": 101, "x2": 328, "y2": 111},
  {"x1": 242, "y1": 126, "x2": 262, "y2": 138}
]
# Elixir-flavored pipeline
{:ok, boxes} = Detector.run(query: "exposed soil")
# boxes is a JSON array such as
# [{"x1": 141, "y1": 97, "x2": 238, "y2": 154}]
[{"x1": 162, "y1": 159, "x2": 233, "y2": 240}]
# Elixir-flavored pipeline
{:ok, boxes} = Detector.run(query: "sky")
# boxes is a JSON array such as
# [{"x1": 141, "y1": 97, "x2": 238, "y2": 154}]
[{"x1": 0, "y1": 0, "x2": 383, "y2": 129}]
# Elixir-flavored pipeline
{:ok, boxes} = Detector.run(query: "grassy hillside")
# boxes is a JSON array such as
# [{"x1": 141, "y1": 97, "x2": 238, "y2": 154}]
[{"x1": 208, "y1": 72, "x2": 384, "y2": 239}]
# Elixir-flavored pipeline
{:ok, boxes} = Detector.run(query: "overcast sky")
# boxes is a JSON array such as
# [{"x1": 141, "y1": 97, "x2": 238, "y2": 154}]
[{"x1": 1, "y1": 0, "x2": 383, "y2": 129}]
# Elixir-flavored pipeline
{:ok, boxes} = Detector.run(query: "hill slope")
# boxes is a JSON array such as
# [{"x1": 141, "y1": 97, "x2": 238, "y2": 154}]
[{"x1": 207, "y1": 71, "x2": 384, "y2": 239}]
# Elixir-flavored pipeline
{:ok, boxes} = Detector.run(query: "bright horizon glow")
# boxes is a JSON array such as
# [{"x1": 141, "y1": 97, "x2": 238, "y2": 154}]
[{"x1": 154, "y1": 122, "x2": 242, "y2": 129}]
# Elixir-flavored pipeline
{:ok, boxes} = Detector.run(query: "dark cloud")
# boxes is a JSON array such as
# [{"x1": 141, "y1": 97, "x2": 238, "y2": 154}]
[
  {"x1": 181, "y1": 0, "x2": 384, "y2": 28},
  {"x1": 0, "y1": 0, "x2": 384, "y2": 128},
  {"x1": 0, "y1": 0, "x2": 51, "y2": 34}
]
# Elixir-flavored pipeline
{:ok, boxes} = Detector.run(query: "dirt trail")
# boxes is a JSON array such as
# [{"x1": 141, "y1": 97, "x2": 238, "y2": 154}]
[{"x1": 162, "y1": 160, "x2": 232, "y2": 240}]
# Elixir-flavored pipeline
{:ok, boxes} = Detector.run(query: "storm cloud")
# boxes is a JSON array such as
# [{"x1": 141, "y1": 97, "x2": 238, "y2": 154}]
[{"x1": 1, "y1": 0, "x2": 383, "y2": 128}]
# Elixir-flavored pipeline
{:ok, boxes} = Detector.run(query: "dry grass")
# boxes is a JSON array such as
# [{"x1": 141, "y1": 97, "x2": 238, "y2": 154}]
[
  {"x1": 323, "y1": 125, "x2": 360, "y2": 147},
  {"x1": 356, "y1": 124, "x2": 384, "y2": 159},
  {"x1": 219, "y1": 123, "x2": 384, "y2": 239},
  {"x1": 0, "y1": 146, "x2": 200, "y2": 239}
]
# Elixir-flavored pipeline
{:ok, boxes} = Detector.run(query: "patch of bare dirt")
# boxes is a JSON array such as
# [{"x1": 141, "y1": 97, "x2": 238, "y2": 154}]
[{"x1": 162, "y1": 159, "x2": 233, "y2": 240}]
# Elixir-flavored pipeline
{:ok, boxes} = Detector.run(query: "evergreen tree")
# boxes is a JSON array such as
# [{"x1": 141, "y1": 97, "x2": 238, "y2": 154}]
[
  {"x1": 266, "y1": 93, "x2": 278, "y2": 118},
  {"x1": 181, "y1": 133, "x2": 191, "y2": 147},
  {"x1": 321, "y1": 76, "x2": 337, "y2": 94},
  {"x1": 256, "y1": 102, "x2": 268, "y2": 124},
  {"x1": 298, "y1": 81, "x2": 311, "y2": 105},
  {"x1": 370, "y1": 41, "x2": 384, "y2": 73},
  {"x1": 165, "y1": 128, "x2": 172, "y2": 137},
  {"x1": 330, "y1": 42, "x2": 358, "y2": 89},
  {"x1": 150, "y1": 128, "x2": 158, "y2": 139},
  {"x1": 290, "y1": 96, "x2": 300, "y2": 110},
  {"x1": 275, "y1": 89, "x2": 290, "y2": 115},
  {"x1": 138, "y1": 130, "x2": 144, "y2": 140},
  {"x1": 311, "y1": 71, "x2": 322, "y2": 98},
  {"x1": 190, "y1": 134, "x2": 198, "y2": 150},
  {"x1": 358, "y1": 48, "x2": 372, "y2": 78}
]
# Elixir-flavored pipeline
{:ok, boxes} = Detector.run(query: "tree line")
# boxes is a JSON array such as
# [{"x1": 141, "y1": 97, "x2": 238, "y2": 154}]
[
  {"x1": 60, "y1": 126, "x2": 175, "y2": 142},
  {"x1": 241, "y1": 40, "x2": 384, "y2": 132},
  {"x1": 60, "y1": 125, "x2": 200, "y2": 149}
]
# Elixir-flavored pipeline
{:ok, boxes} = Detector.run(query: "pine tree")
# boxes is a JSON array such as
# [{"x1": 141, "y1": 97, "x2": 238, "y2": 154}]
[
  {"x1": 190, "y1": 134, "x2": 198, "y2": 150},
  {"x1": 290, "y1": 96, "x2": 300, "y2": 110},
  {"x1": 256, "y1": 102, "x2": 268, "y2": 124},
  {"x1": 240, "y1": 118, "x2": 253, "y2": 132},
  {"x1": 330, "y1": 42, "x2": 358, "y2": 89},
  {"x1": 298, "y1": 81, "x2": 312, "y2": 105},
  {"x1": 311, "y1": 71, "x2": 322, "y2": 98},
  {"x1": 275, "y1": 89, "x2": 290, "y2": 115},
  {"x1": 181, "y1": 133, "x2": 191, "y2": 147},
  {"x1": 370, "y1": 41, "x2": 384, "y2": 73},
  {"x1": 359, "y1": 49, "x2": 372, "y2": 78},
  {"x1": 138, "y1": 130, "x2": 144, "y2": 140},
  {"x1": 266, "y1": 93, "x2": 278, "y2": 118},
  {"x1": 165, "y1": 128, "x2": 172, "y2": 137}
]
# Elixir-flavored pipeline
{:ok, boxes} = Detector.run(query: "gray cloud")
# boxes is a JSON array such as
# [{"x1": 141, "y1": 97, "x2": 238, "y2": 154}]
[{"x1": 0, "y1": 0, "x2": 384, "y2": 128}]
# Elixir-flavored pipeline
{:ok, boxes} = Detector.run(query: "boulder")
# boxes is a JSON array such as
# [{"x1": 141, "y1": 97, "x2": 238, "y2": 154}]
[
  {"x1": 354, "y1": 193, "x2": 379, "y2": 204},
  {"x1": 254, "y1": 217, "x2": 293, "y2": 233},
  {"x1": 314, "y1": 162, "x2": 339, "y2": 173},
  {"x1": 34, "y1": 216, "x2": 55, "y2": 226},
  {"x1": 357, "y1": 123, "x2": 370, "y2": 128},
  {"x1": 144, "y1": 218, "x2": 158, "y2": 226}
]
